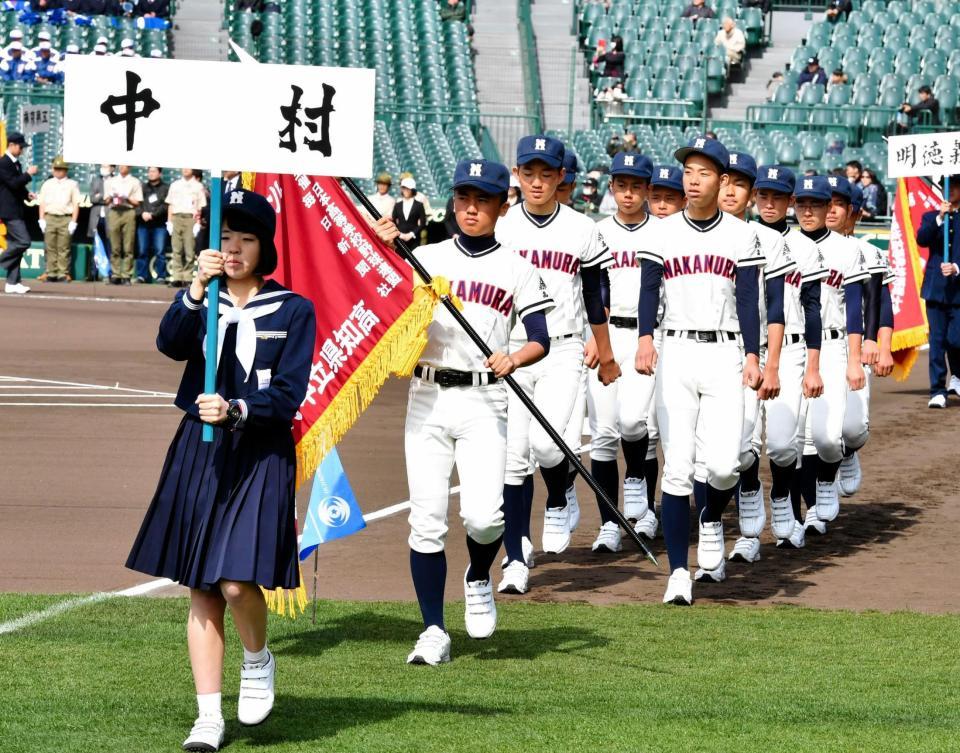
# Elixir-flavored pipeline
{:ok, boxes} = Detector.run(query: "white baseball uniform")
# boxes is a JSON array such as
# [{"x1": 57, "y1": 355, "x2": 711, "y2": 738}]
[
  {"x1": 498, "y1": 202, "x2": 613, "y2": 483},
  {"x1": 406, "y1": 237, "x2": 553, "y2": 552},
  {"x1": 639, "y1": 211, "x2": 765, "y2": 496}
]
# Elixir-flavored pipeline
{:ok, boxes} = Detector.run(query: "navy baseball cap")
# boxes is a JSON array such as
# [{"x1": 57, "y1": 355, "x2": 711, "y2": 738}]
[
  {"x1": 561, "y1": 151, "x2": 579, "y2": 184},
  {"x1": 516, "y1": 134, "x2": 565, "y2": 168},
  {"x1": 452, "y1": 158, "x2": 511, "y2": 196},
  {"x1": 849, "y1": 182, "x2": 864, "y2": 212},
  {"x1": 793, "y1": 175, "x2": 832, "y2": 201},
  {"x1": 223, "y1": 188, "x2": 278, "y2": 274},
  {"x1": 726, "y1": 152, "x2": 757, "y2": 184},
  {"x1": 650, "y1": 165, "x2": 684, "y2": 192},
  {"x1": 755, "y1": 165, "x2": 796, "y2": 194},
  {"x1": 826, "y1": 173, "x2": 852, "y2": 202},
  {"x1": 6, "y1": 131, "x2": 28, "y2": 147},
  {"x1": 674, "y1": 135, "x2": 729, "y2": 172},
  {"x1": 610, "y1": 152, "x2": 653, "y2": 180}
]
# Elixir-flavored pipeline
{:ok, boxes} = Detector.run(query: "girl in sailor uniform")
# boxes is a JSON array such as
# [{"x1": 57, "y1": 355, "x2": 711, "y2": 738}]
[{"x1": 126, "y1": 189, "x2": 316, "y2": 752}]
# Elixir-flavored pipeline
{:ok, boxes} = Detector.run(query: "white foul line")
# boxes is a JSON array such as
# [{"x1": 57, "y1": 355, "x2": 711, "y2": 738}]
[
  {"x1": 0, "y1": 292, "x2": 169, "y2": 305},
  {"x1": 0, "y1": 376, "x2": 176, "y2": 397}
]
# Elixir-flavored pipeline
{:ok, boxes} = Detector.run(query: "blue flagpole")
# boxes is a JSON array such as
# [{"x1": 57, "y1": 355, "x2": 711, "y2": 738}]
[
  {"x1": 945, "y1": 175, "x2": 951, "y2": 265},
  {"x1": 203, "y1": 173, "x2": 223, "y2": 443}
]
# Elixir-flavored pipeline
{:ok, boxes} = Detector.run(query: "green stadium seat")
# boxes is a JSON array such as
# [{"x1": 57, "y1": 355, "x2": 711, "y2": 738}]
[
  {"x1": 772, "y1": 85, "x2": 794, "y2": 105},
  {"x1": 799, "y1": 84, "x2": 826, "y2": 106},
  {"x1": 827, "y1": 86, "x2": 851, "y2": 106}
]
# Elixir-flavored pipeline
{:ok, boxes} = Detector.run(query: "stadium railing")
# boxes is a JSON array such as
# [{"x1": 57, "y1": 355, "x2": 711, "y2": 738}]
[{"x1": 517, "y1": 0, "x2": 545, "y2": 134}]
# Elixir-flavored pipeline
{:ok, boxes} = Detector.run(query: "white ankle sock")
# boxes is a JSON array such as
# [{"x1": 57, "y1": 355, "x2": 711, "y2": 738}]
[
  {"x1": 243, "y1": 644, "x2": 269, "y2": 666},
  {"x1": 196, "y1": 692, "x2": 222, "y2": 718}
]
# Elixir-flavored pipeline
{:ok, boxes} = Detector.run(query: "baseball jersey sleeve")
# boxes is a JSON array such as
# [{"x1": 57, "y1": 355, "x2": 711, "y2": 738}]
[
  {"x1": 513, "y1": 256, "x2": 555, "y2": 319},
  {"x1": 842, "y1": 242, "x2": 871, "y2": 286},
  {"x1": 763, "y1": 233, "x2": 796, "y2": 281},
  {"x1": 636, "y1": 227, "x2": 665, "y2": 267},
  {"x1": 737, "y1": 230, "x2": 767, "y2": 269},
  {"x1": 580, "y1": 223, "x2": 614, "y2": 269}
]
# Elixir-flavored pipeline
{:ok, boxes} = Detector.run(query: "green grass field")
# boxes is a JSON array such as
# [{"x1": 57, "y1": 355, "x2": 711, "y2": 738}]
[{"x1": 1, "y1": 594, "x2": 957, "y2": 753}]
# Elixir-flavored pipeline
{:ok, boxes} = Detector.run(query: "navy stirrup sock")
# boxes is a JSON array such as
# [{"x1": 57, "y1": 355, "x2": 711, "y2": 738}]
[
  {"x1": 693, "y1": 479, "x2": 708, "y2": 518},
  {"x1": 740, "y1": 451, "x2": 761, "y2": 493},
  {"x1": 818, "y1": 458, "x2": 842, "y2": 484},
  {"x1": 540, "y1": 459, "x2": 570, "y2": 509},
  {"x1": 799, "y1": 454, "x2": 819, "y2": 513},
  {"x1": 769, "y1": 460, "x2": 795, "y2": 510},
  {"x1": 410, "y1": 549, "x2": 447, "y2": 629},
  {"x1": 591, "y1": 458, "x2": 619, "y2": 524},
  {"x1": 702, "y1": 483, "x2": 734, "y2": 523},
  {"x1": 521, "y1": 474, "x2": 534, "y2": 538},
  {"x1": 466, "y1": 535, "x2": 503, "y2": 583},
  {"x1": 660, "y1": 493, "x2": 690, "y2": 571},
  {"x1": 621, "y1": 436, "x2": 649, "y2": 480},
  {"x1": 643, "y1": 457, "x2": 659, "y2": 514},
  {"x1": 502, "y1": 484, "x2": 525, "y2": 563}
]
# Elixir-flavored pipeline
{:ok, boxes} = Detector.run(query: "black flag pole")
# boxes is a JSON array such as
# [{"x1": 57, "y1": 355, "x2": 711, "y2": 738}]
[
  {"x1": 341, "y1": 177, "x2": 658, "y2": 568},
  {"x1": 311, "y1": 549, "x2": 320, "y2": 625}
]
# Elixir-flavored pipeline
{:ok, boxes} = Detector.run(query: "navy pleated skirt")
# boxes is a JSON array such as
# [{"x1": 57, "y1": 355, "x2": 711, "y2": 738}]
[{"x1": 126, "y1": 414, "x2": 300, "y2": 591}]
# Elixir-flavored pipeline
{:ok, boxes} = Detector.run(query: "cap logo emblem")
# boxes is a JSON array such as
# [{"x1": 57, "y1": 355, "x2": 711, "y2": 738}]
[
  {"x1": 695, "y1": 138, "x2": 706, "y2": 149},
  {"x1": 767, "y1": 168, "x2": 779, "y2": 179},
  {"x1": 469, "y1": 162, "x2": 482, "y2": 177},
  {"x1": 803, "y1": 179, "x2": 813, "y2": 190},
  {"x1": 229, "y1": 191, "x2": 244, "y2": 205},
  {"x1": 535, "y1": 138, "x2": 546, "y2": 151},
  {"x1": 729, "y1": 154, "x2": 738, "y2": 164},
  {"x1": 659, "y1": 168, "x2": 670, "y2": 179},
  {"x1": 828, "y1": 177, "x2": 838, "y2": 187},
  {"x1": 624, "y1": 155, "x2": 634, "y2": 166}
]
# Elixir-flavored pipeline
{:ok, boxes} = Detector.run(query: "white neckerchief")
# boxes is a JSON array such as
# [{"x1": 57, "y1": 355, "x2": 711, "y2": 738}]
[
  {"x1": 202, "y1": 299, "x2": 284, "y2": 381},
  {"x1": 402, "y1": 197, "x2": 414, "y2": 219}
]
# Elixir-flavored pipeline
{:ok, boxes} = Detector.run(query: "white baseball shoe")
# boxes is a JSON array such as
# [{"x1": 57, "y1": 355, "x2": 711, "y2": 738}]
[
  {"x1": 728, "y1": 536, "x2": 761, "y2": 563},
  {"x1": 776, "y1": 520, "x2": 806, "y2": 549},
  {"x1": 406, "y1": 625, "x2": 451, "y2": 666},
  {"x1": 542, "y1": 505, "x2": 571, "y2": 553},
  {"x1": 950, "y1": 376, "x2": 960, "y2": 396},
  {"x1": 500, "y1": 536, "x2": 535, "y2": 569},
  {"x1": 237, "y1": 650, "x2": 275, "y2": 726},
  {"x1": 697, "y1": 515, "x2": 725, "y2": 572},
  {"x1": 803, "y1": 506, "x2": 827, "y2": 535},
  {"x1": 497, "y1": 559, "x2": 530, "y2": 594},
  {"x1": 663, "y1": 568, "x2": 693, "y2": 605},
  {"x1": 463, "y1": 567, "x2": 497, "y2": 639},
  {"x1": 182, "y1": 714, "x2": 225, "y2": 752},
  {"x1": 928, "y1": 394, "x2": 947, "y2": 409},
  {"x1": 737, "y1": 481, "x2": 766, "y2": 538},
  {"x1": 633, "y1": 508, "x2": 658, "y2": 539},
  {"x1": 837, "y1": 452, "x2": 862, "y2": 497},
  {"x1": 770, "y1": 494, "x2": 796, "y2": 540},
  {"x1": 565, "y1": 484, "x2": 580, "y2": 531},
  {"x1": 623, "y1": 476, "x2": 649, "y2": 521},
  {"x1": 591, "y1": 521, "x2": 622, "y2": 553},
  {"x1": 815, "y1": 480, "x2": 840, "y2": 522},
  {"x1": 695, "y1": 557, "x2": 726, "y2": 583},
  {"x1": 3, "y1": 282, "x2": 29, "y2": 294}
]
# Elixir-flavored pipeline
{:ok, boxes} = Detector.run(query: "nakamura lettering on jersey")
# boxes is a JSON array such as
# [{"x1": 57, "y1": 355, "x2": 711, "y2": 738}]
[
  {"x1": 597, "y1": 214, "x2": 660, "y2": 319},
  {"x1": 414, "y1": 238, "x2": 554, "y2": 372},
  {"x1": 808, "y1": 229, "x2": 870, "y2": 331},
  {"x1": 637, "y1": 211, "x2": 765, "y2": 332},
  {"x1": 498, "y1": 202, "x2": 613, "y2": 340},
  {"x1": 780, "y1": 227, "x2": 829, "y2": 335}
]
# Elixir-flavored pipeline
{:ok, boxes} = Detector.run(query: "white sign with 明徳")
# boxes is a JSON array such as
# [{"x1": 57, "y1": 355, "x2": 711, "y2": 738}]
[
  {"x1": 887, "y1": 131, "x2": 960, "y2": 179},
  {"x1": 61, "y1": 56, "x2": 375, "y2": 177}
]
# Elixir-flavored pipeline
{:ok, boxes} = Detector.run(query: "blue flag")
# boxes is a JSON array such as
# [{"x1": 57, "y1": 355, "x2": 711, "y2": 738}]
[
  {"x1": 92, "y1": 232, "x2": 110, "y2": 279},
  {"x1": 299, "y1": 447, "x2": 365, "y2": 560}
]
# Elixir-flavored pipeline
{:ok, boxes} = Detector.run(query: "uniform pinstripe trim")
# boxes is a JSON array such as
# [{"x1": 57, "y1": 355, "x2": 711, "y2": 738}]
[
  {"x1": 637, "y1": 250, "x2": 665, "y2": 265},
  {"x1": 582, "y1": 249, "x2": 611, "y2": 268},
  {"x1": 883, "y1": 272, "x2": 896, "y2": 285},
  {"x1": 237, "y1": 399, "x2": 249, "y2": 425},
  {"x1": 516, "y1": 298, "x2": 555, "y2": 318},
  {"x1": 801, "y1": 268, "x2": 830, "y2": 283},
  {"x1": 181, "y1": 291, "x2": 202, "y2": 310},
  {"x1": 843, "y1": 270, "x2": 872, "y2": 285},
  {"x1": 737, "y1": 255, "x2": 768, "y2": 268},
  {"x1": 764, "y1": 261, "x2": 797, "y2": 279}
]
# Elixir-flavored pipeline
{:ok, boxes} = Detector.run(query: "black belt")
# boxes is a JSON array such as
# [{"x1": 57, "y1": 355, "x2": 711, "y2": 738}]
[
  {"x1": 551, "y1": 333, "x2": 577, "y2": 342},
  {"x1": 609, "y1": 315, "x2": 638, "y2": 329},
  {"x1": 665, "y1": 329, "x2": 738, "y2": 343},
  {"x1": 823, "y1": 329, "x2": 844, "y2": 340},
  {"x1": 783, "y1": 333, "x2": 804, "y2": 345},
  {"x1": 414, "y1": 365, "x2": 498, "y2": 387}
]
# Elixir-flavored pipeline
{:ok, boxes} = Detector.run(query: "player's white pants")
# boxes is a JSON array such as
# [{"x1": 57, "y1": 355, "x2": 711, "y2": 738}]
[
  {"x1": 762, "y1": 339, "x2": 808, "y2": 468},
  {"x1": 505, "y1": 336, "x2": 585, "y2": 484},
  {"x1": 802, "y1": 336, "x2": 848, "y2": 462},
  {"x1": 586, "y1": 324, "x2": 656, "y2": 462},
  {"x1": 657, "y1": 336, "x2": 744, "y2": 496},
  {"x1": 564, "y1": 360, "x2": 588, "y2": 453},
  {"x1": 646, "y1": 329, "x2": 664, "y2": 462},
  {"x1": 405, "y1": 378, "x2": 507, "y2": 553},
  {"x1": 842, "y1": 365, "x2": 871, "y2": 451}
]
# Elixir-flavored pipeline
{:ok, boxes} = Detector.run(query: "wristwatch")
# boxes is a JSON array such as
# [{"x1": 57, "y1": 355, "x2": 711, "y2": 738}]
[{"x1": 226, "y1": 399, "x2": 244, "y2": 430}]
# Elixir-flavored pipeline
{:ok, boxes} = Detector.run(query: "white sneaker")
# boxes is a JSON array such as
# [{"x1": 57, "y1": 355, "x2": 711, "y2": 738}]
[
  {"x1": 542, "y1": 505, "x2": 571, "y2": 553},
  {"x1": 565, "y1": 484, "x2": 580, "y2": 531},
  {"x1": 770, "y1": 494, "x2": 796, "y2": 540},
  {"x1": 591, "y1": 521, "x2": 622, "y2": 552},
  {"x1": 237, "y1": 650, "x2": 275, "y2": 726},
  {"x1": 815, "y1": 480, "x2": 839, "y2": 522},
  {"x1": 497, "y1": 559, "x2": 530, "y2": 594},
  {"x1": 500, "y1": 536, "x2": 535, "y2": 569},
  {"x1": 463, "y1": 567, "x2": 496, "y2": 639},
  {"x1": 697, "y1": 515, "x2": 725, "y2": 571},
  {"x1": 663, "y1": 567, "x2": 693, "y2": 605},
  {"x1": 728, "y1": 536, "x2": 761, "y2": 563},
  {"x1": 803, "y1": 506, "x2": 827, "y2": 535},
  {"x1": 182, "y1": 714, "x2": 225, "y2": 752},
  {"x1": 837, "y1": 452, "x2": 862, "y2": 497},
  {"x1": 406, "y1": 625, "x2": 451, "y2": 665},
  {"x1": 633, "y1": 508, "x2": 658, "y2": 539},
  {"x1": 695, "y1": 558, "x2": 727, "y2": 583},
  {"x1": 949, "y1": 376, "x2": 960, "y2": 396},
  {"x1": 928, "y1": 394, "x2": 947, "y2": 408},
  {"x1": 3, "y1": 282, "x2": 29, "y2": 294},
  {"x1": 776, "y1": 520, "x2": 806, "y2": 548},
  {"x1": 737, "y1": 481, "x2": 766, "y2": 538},
  {"x1": 623, "y1": 476, "x2": 649, "y2": 521}
]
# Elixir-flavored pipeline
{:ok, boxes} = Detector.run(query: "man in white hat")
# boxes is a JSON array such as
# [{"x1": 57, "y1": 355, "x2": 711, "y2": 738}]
[
  {"x1": 0, "y1": 42, "x2": 34, "y2": 82},
  {"x1": 149, "y1": 49, "x2": 164, "y2": 58},
  {"x1": 33, "y1": 30, "x2": 59, "y2": 60},
  {"x1": 92, "y1": 43, "x2": 109, "y2": 57},
  {"x1": 119, "y1": 38, "x2": 138, "y2": 58},
  {"x1": 34, "y1": 42, "x2": 62, "y2": 85}
]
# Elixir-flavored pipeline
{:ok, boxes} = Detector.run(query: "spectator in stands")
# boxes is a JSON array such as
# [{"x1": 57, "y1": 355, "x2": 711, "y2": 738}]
[
  {"x1": 596, "y1": 81, "x2": 626, "y2": 117},
  {"x1": 715, "y1": 17, "x2": 746, "y2": 66},
  {"x1": 591, "y1": 39, "x2": 607, "y2": 73},
  {"x1": 82, "y1": 0, "x2": 119, "y2": 15},
  {"x1": 3, "y1": 29, "x2": 25, "y2": 60},
  {"x1": 576, "y1": 177, "x2": 602, "y2": 214},
  {"x1": 797, "y1": 56, "x2": 827, "y2": 89},
  {"x1": 392, "y1": 176, "x2": 427, "y2": 249},
  {"x1": 598, "y1": 184, "x2": 618, "y2": 214},
  {"x1": 368, "y1": 172, "x2": 396, "y2": 219},
  {"x1": 38, "y1": 156, "x2": 80, "y2": 283},
  {"x1": 64, "y1": 43, "x2": 80, "y2": 57},
  {"x1": 93, "y1": 43, "x2": 108, "y2": 56},
  {"x1": 705, "y1": 130, "x2": 718, "y2": 139},
  {"x1": 0, "y1": 132, "x2": 37, "y2": 295},
  {"x1": 136, "y1": 166, "x2": 169, "y2": 283},
  {"x1": 34, "y1": 31, "x2": 58, "y2": 59},
  {"x1": 606, "y1": 132, "x2": 621, "y2": 157},
  {"x1": 165, "y1": 167, "x2": 206, "y2": 287},
  {"x1": 1, "y1": 43, "x2": 34, "y2": 82},
  {"x1": 743, "y1": 0, "x2": 771, "y2": 10},
  {"x1": 845, "y1": 160, "x2": 862, "y2": 185},
  {"x1": 602, "y1": 36, "x2": 625, "y2": 80},
  {"x1": 119, "y1": 38, "x2": 137, "y2": 58},
  {"x1": 34, "y1": 43, "x2": 62, "y2": 85},
  {"x1": 507, "y1": 176, "x2": 521, "y2": 207},
  {"x1": 136, "y1": 0, "x2": 170, "y2": 16},
  {"x1": 106, "y1": 165, "x2": 142, "y2": 284},
  {"x1": 681, "y1": 0, "x2": 715, "y2": 23},
  {"x1": 620, "y1": 131, "x2": 639, "y2": 154},
  {"x1": 440, "y1": 0, "x2": 466, "y2": 23},
  {"x1": 64, "y1": 0, "x2": 84, "y2": 12},
  {"x1": 825, "y1": 0, "x2": 852, "y2": 23},
  {"x1": 766, "y1": 71, "x2": 784, "y2": 100},
  {"x1": 901, "y1": 85, "x2": 940, "y2": 126},
  {"x1": 34, "y1": 0, "x2": 62, "y2": 10},
  {"x1": 828, "y1": 68, "x2": 847, "y2": 88},
  {"x1": 859, "y1": 169, "x2": 887, "y2": 219}
]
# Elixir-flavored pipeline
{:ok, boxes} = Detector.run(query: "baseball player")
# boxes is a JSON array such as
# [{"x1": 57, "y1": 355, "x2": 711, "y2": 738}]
[
  {"x1": 636, "y1": 137, "x2": 764, "y2": 606},
  {"x1": 497, "y1": 135, "x2": 618, "y2": 596},
  {"x1": 585, "y1": 151, "x2": 659, "y2": 553},
  {"x1": 372, "y1": 159, "x2": 553, "y2": 665},
  {"x1": 791, "y1": 176, "x2": 872, "y2": 535},
  {"x1": 555, "y1": 151, "x2": 579, "y2": 207}
]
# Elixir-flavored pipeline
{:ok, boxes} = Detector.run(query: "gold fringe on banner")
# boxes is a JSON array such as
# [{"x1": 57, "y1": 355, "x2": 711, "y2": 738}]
[{"x1": 891, "y1": 346, "x2": 921, "y2": 383}]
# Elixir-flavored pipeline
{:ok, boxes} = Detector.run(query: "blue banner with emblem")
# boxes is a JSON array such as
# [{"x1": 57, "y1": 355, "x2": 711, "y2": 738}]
[{"x1": 299, "y1": 447, "x2": 365, "y2": 560}]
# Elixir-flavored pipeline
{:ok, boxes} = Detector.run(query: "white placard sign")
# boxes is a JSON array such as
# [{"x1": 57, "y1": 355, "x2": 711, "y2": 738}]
[
  {"x1": 887, "y1": 131, "x2": 960, "y2": 179},
  {"x1": 20, "y1": 104, "x2": 52, "y2": 135},
  {"x1": 62, "y1": 56, "x2": 375, "y2": 177}
]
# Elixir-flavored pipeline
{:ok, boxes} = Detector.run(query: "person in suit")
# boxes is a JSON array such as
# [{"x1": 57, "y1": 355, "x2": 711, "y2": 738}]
[
  {"x1": 916, "y1": 174, "x2": 960, "y2": 408},
  {"x1": 0, "y1": 132, "x2": 38, "y2": 294},
  {"x1": 391, "y1": 176, "x2": 427, "y2": 249},
  {"x1": 86, "y1": 165, "x2": 113, "y2": 281}
]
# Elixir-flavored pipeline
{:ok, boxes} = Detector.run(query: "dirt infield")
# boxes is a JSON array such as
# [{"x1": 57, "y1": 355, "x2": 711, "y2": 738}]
[{"x1": 1, "y1": 281, "x2": 957, "y2": 612}]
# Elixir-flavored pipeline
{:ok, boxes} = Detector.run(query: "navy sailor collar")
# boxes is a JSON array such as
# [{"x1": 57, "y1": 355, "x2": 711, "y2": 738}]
[
  {"x1": 520, "y1": 202, "x2": 561, "y2": 228},
  {"x1": 216, "y1": 278, "x2": 293, "y2": 309},
  {"x1": 682, "y1": 209, "x2": 723, "y2": 233},
  {"x1": 454, "y1": 235, "x2": 501, "y2": 258},
  {"x1": 614, "y1": 214, "x2": 649, "y2": 232}
]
